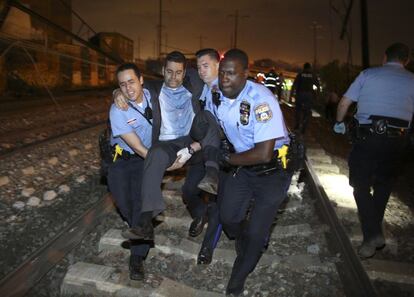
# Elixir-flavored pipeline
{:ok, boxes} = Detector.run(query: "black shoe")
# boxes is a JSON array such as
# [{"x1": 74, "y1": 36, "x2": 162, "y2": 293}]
[
  {"x1": 197, "y1": 168, "x2": 218, "y2": 195},
  {"x1": 197, "y1": 246, "x2": 213, "y2": 265},
  {"x1": 188, "y1": 216, "x2": 207, "y2": 237},
  {"x1": 122, "y1": 224, "x2": 154, "y2": 241},
  {"x1": 129, "y1": 255, "x2": 144, "y2": 281}
]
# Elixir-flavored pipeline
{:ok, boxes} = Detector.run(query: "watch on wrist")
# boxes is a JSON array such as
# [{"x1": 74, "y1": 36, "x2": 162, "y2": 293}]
[{"x1": 187, "y1": 145, "x2": 195, "y2": 155}]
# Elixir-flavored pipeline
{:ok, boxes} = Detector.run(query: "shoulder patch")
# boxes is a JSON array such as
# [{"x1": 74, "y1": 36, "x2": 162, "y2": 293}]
[{"x1": 254, "y1": 103, "x2": 272, "y2": 122}]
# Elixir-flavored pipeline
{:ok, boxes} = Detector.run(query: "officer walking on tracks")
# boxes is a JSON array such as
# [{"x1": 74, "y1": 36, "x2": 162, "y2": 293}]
[
  {"x1": 290, "y1": 62, "x2": 319, "y2": 134},
  {"x1": 213, "y1": 49, "x2": 292, "y2": 296},
  {"x1": 334, "y1": 42, "x2": 414, "y2": 258},
  {"x1": 108, "y1": 63, "x2": 153, "y2": 280}
]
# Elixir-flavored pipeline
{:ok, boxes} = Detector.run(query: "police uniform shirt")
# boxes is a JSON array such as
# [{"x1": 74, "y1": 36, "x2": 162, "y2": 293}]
[
  {"x1": 199, "y1": 77, "x2": 219, "y2": 114},
  {"x1": 110, "y1": 89, "x2": 153, "y2": 154},
  {"x1": 158, "y1": 84, "x2": 195, "y2": 141},
  {"x1": 214, "y1": 80, "x2": 290, "y2": 153},
  {"x1": 344, "y1": 62, "x2": 414, "y2": 125}
]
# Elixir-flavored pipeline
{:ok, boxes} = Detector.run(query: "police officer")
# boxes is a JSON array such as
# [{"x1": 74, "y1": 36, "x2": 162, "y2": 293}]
[
  {"x1": 334, "y1": 42, "x2": 414, "y2": 258},
  {"x1": 213, "y1": 49, "x2": 292, "y2": 296},
  {"x1": 186, "y1": 48, "x2": 224, "y2": 265},
  {"x1": 108, "y1": 63, "x2": 153, "y2": 280},
  {"x1": 290, "y1": 62, "x2": 319, "y2": 134},
  {"x1": 113, "y1": 51, "x2": 221, "y2": 243}
]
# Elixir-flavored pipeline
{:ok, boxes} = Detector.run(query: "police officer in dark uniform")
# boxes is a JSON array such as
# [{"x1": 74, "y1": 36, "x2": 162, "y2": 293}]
[
  {"x1": 108, "y1": 63, "x2": 153, "y2": 280},
  {"x1": 334, "y1": 42, "x2": 414, "y2": 258},
  {"x1": 113, "y1": 51, "x2": 221, "y2": 243},
  {"x1": 290, "y1": 62, "x2": 319, "y2": 134},
  {"x1": 212, "y1": 49, "x2": 292, "y2": 296}
]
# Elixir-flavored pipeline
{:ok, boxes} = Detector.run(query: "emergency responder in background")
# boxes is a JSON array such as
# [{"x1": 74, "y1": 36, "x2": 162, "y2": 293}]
[
  {"x1": 264, "y1": 68, "x2": 277, "y2": 96},
  {"x1": 255, "y1": 72, "x2": 265, "y2": 85},
  {"x1": 108, "y1": 63, "x2": 153, "y2": 281},
  {"x1": 333, "y1": 42, "x2": 414, "y2": 258},
  {"x1": 290, "y1": 62, "x2": 320, "y2": 134},
  {"x1": 184, "y1": 48, "x2": 224, "y2": 265},
  {"x1": 213, "y1": 49, "x2": 292, "y2": 296},
  {"x1": 276, "y1": 72, "x2": 286, "y2": 101},
  {"x1": 113, "y1": 51, "x2": 221, "y2": 243}
]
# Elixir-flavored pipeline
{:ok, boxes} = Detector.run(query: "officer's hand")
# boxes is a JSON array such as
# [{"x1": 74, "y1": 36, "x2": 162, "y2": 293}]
[
  {"x1": 333, "y1": 122, "x2": 346, "y2": 134},
  {"x1": 113, "y1": 89, "x2": 129, "y2": 111},
  {"x1": 176, "y1": 147, "x2": 192, "y2": 164},
  {"x1": 166, "y1": 155, "x2": 184, "y2": 171}
]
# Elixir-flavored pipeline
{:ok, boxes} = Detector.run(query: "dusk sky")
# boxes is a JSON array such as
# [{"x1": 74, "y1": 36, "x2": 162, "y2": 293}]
[{"x1": 72, "y1": 0, "x2": 414, "y2": 67}]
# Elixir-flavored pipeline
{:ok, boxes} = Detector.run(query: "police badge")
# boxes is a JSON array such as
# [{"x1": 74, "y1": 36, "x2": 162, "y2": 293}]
[{"x1": 239, "y1": 100, "x2": 251, "y2": 125}]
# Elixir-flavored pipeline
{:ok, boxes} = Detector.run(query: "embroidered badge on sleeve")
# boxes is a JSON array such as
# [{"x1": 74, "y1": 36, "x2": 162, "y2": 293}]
[{"x1": 254, "y1": 103, "x2": 273, "y2": 122}]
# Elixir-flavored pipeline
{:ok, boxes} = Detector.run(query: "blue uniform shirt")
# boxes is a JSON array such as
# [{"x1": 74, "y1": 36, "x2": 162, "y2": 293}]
[
  {"x1": 344, "y1": 62, "x2": 414, "y2": 125},
  {"x1": 110, "y1": 89, "x2": 153, "y2": 153},
  {"x1": 212, "y1": 80, "x2": 289, "y2": 153},
  {"x1": 159, "y1": 84, "x2": 194, "y2": 140},
  {"x1": 199, "y1": 77, "x2": 219, "y2": 114}
]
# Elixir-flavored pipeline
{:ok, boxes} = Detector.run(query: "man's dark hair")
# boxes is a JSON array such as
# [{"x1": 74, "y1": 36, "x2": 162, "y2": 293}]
[
  {"x1": 223, "y1": 48, "x2": 249, "y2": 69},
  {"x1": 116, "y1": 63, "x2": 141, "y2": 78},
  {"x1": 385, "y1": 42, "x2": 410, "y2": 63},
  {"x1": 195, "y1": 48, "x2": 220, "y2": 62},
  {"x1": 165, "y1": 51, "x2": 187, "y2": 69},
  {"x1": 303, "y1": 62, "x2": 311, "y2": 70}
]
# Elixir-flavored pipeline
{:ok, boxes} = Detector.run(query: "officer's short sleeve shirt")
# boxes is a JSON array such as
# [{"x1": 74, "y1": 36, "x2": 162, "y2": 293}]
[
  {"x1": 216, "y1": 80, "x2": 289, "y2": 153},
  {"x1": 344, "y1": 63, "x2": 414, "y2": 124},
  {"x1": 109, "y1": 89, "x2": 153, "y2": 153}
]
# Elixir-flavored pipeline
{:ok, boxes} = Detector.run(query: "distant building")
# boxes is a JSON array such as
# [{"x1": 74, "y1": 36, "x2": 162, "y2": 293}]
[
  {"x1": 1, "y1": 0, "x2": 72, "y2": 44},
  {"x1": 89, "y1": 32, "x2": 133, "y2": 62}
]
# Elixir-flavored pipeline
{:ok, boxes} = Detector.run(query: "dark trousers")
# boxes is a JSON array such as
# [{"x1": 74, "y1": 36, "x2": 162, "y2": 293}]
[
  {"x1": 141, "y1": 110, "x2": 220, "y2": 216},
  {"x1": 348, "y1": 134, "x2": 408, "y2": 241},
  {"x1": 108, "y1": 158, "x2": 150, "y2": 257},
  {"x1": 294, "y1": 92, "x2": 313, "y2": 133},
  {"x1": 219, "y1": 168, "x2": 291, "y2": 283},
  {"x1": 182, "y1": 162, "x2": 222, "y2": 250}
]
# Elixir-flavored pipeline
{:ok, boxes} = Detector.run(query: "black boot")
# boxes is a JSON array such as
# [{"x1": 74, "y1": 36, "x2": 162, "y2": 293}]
[
  {"x1": 197, "y1": 246, "x2": 213, "y2": 265},
  {"x1": 197, "y1": 166, "x2": 219, "y2": 195}
]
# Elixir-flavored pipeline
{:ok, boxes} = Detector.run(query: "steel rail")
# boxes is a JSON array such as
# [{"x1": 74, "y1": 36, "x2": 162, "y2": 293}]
[
  {"x1": 0, "y1": 194, "x2": 115, "y2": 297},
  {"x1": 304, "y1": 159, "x2": 378, "y2": 297}
]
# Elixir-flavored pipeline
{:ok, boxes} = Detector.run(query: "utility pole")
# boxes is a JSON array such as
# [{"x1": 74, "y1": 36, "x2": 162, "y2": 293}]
[
  {"x1": 360, "y1": 0, "x2": 369, "y2": 68},
  {"x1": 328, "y1": 0, "x2": 334, "y2": 61},
  {"x1": 164, "y1": 33, "x2": 168, "y2": 54},
  {"x1": 311, "y1": 21, "x2": 322, "y2": 68},
  {"x1": 228, "y1": 10, "x2": 249, "y2": 48},
  {"x1": 157, "y1": 0, "x2": 162, "y2": 59},
  {"x1": 136, "y1": 36, "x2": 141, "y2": 60},
  {"x1": 198, "y1": 35, "x2": 206, "y2": 49}
]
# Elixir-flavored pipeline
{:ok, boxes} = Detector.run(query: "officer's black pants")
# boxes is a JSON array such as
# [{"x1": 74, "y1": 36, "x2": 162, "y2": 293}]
[
  {"x1": 141, "y1": 110, "x2": 220, "y2": 216},
  {"x1": 108, "y1": 158, "x2": 150, "y2": 257},
  {"x1": 348, "y1": 134, "x2": 407, "y2": 242},
  {"x1": 182, "y1": 161, "x2": 222, "y2": 250},
  {"x1": 294, "y1": 92, "x2": 313, "y2": 133},
  {"x1": 219, "y1": 168, "x2": 291, "y2": 283}
]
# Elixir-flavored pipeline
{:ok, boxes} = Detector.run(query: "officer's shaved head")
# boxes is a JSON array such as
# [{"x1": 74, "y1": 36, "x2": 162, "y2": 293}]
[
  {"x1": 196, "y1": 48, "x2": 220, "y2": 62},
  {"x1": 223, "y1": 49, "x2": 249, "y2": 70},
  {"x1": 385, "y1": 43, "x2": 410, "y2": 63}
]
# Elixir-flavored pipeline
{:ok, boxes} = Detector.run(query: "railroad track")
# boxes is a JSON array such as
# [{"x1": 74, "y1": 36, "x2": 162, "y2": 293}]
[{"x1": 0, "y1": 103, "x2": 412, "y2": 296}]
